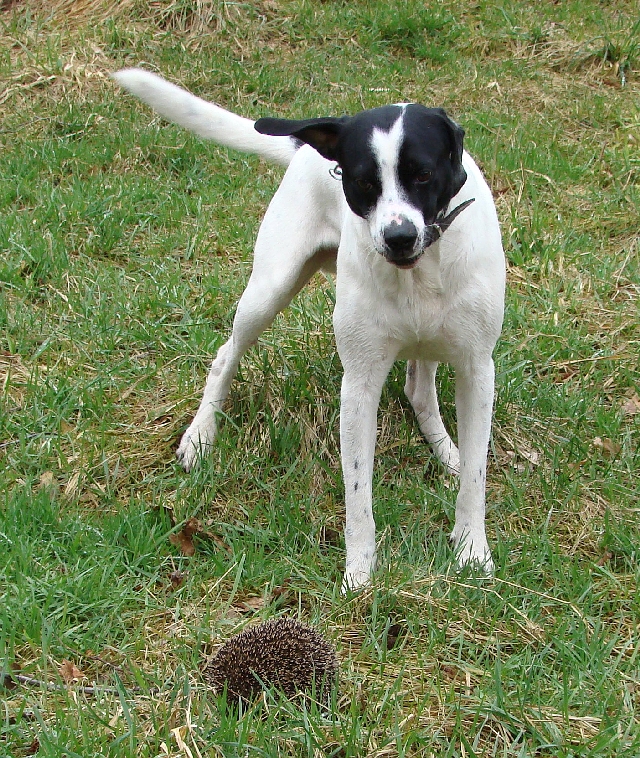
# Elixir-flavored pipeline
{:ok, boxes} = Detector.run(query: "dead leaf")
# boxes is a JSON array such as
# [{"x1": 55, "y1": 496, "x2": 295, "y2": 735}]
[
  {"x1": 237, "y1": 596, "x2": 266, "y2": 613},
  {"x1": 147, "y1": 402, "x2": 178, "y2": 423},
  {"x1": 169, "y1": 532, "x2": 195, "y2": 556},
  {"x1": 592, "y1": 437, "x2": 622, "y2": 458},
  {"x1": 25, "y1": 738, "x2": 40, "y2": 755},
  {"x1": 38, "y1": 471, "x2": 58, "y2": 493},
  {"x1": 64, "y1": 471, "x2": 81, "y2": 498},
  {"x1": 496, "y1": 441, "x2": 540, "y2": 471},
  {"x1": 384, "y1": 622, "x2": 405, "y2": 650},
  {"x1": 271, "y1": 578, "x2": 291, "y2": 599},
  {"x1": 59, "y1": 660, "x2": 84, "y2": 683},
  {"x1": 518, "y1": 445, "x2": 540, "y2": 466},
  {"x1": 320, "y1": 526, "x2": 341, "y2": 547},
  {"x1": 60, "y1": 420, "x2": 74, "y2": 434},
  {"x1": 169, "y1": 517, "x2": 201, "y2": 556},
  {"x1": 440, "y1": 664, "x2": 459, "y2": 680},
  {"x1": 200, "y1": 520, "x2": 232, "y2": 553},
  {"x1": 568, "y1": 460, "x2": 587, "y2": 477},
  {"x1": 2, "y1": 673, "x2": 17, "y2": 690},
  {"x1": 169, "y1": 517, "x2": 231, "y2": 556},
  {"x1": 621, "y1": 393, "x2": 640, "y2": 416}
]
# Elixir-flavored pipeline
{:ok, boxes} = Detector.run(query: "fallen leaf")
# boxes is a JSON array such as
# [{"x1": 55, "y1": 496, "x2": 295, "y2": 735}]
[
  {"x1": 64, "y1": 471, "x2": 81, "y2": 498},
  {"x1": 169, "y1": 517, "x2": 230, "y2": 556},
  {"x1": 147, "y1": 403, "x2": 178, "y2": 423},
  {"x1": 440, "y1": 664, "x2": 458, "y2": 680},
  {"x1": 182, "y1": 517, "x2": 201, "y2": 536},
  {"x1": 621, "y1": 393, "x2": 640, "y2": 416},
  {"x1": 384, "y1": 622, "x2": 405, "y2": 650},
  {"x1": 238, "y1": 596, "x2": 266, "y2": 613},
  {"x1": 2, "y1": 673, "x2": 17, "y2": 690},
  {"x1": 169, "y1": 517, "x2": 201, "y2": 556},
  {"x1": 200, "y1": 520, "x2": 232, "y2": 553},
  {"x1": 59, "y1": 660, "x2": 84, "y2": 683},
  {"x1": 169, "y1": 532, "x2": 195, "y2": 556},
  {"x1": 271, "y1": 579, "x2": 291, "y2": 599},
  {"x1": 518, "y1": 445, "x2": 540, "y2": 466},
  {"x1": 26, "y1": 738, "x2": 40, "y2": 755},
  {"x1": 270, "y1": 578, "x2": 305, "y2": 609},
  {"x1": 38, "y1": 471, "x2": 58, "y2": 493},
  {"x1": 592, "y1": 437, "x2": 622, "y2": 458},
  {"x1": 60, "y1": 420, "x2": 74, "y2": 434},
  {"x1": 320, "y1": 526, "x2": 341, "y2": 547}
]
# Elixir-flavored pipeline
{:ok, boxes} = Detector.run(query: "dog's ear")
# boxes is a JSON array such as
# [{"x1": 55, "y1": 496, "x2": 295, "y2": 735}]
[
  {"x1": 435, "y1": 109, "x2": 467, "y2": 196},
  {"x1": 255, "y1": 116, "x2": 348, "y2": 162}
]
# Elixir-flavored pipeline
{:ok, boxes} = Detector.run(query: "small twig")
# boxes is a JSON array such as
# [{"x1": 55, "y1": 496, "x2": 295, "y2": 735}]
[{"x1": 9, "y1": 674, "x2": 158, "y2": 696}]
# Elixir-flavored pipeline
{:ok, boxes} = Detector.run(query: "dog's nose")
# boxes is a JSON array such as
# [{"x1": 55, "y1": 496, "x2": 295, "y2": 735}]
[{"x1": 383, "y1": 220, "x2": 418, "y2": 257}]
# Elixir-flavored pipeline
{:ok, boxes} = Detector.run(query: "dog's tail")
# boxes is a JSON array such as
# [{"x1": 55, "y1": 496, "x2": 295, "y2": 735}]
[{"x1": 112, "y1": 68, "x2": 299, "y2": 167}]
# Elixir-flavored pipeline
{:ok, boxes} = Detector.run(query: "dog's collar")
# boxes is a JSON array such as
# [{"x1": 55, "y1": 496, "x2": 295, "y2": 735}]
[{"x1": 424, "y1": 197, "x2": 475, "y2": 247}]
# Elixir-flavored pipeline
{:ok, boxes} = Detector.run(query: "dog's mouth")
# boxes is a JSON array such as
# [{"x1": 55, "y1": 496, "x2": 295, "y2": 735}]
[{"x1": 390, "y1": 253, "x2": 423, "y2": 269}]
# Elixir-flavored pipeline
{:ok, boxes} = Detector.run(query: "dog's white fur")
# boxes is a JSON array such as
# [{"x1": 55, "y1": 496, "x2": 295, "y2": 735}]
[{"x1": 113, "y1": 69, "x2": 505, "y2": 590}]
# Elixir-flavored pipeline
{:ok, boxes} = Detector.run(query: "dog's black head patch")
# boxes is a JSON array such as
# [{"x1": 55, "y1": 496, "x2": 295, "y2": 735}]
[
  {"x1": 256, "y1": 106, "x2": 466, "y2": 221},
  {"x1": 397, "y1": 105, "x2": 467, "y2": 222},
  {"x1": 256, "y1": 105, "x2": 470, "y2": 265}
]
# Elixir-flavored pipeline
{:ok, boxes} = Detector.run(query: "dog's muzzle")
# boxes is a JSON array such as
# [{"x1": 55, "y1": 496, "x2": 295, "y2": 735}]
[{"x1": 383, "y1": 198, "x2": 476, "y2": 269}]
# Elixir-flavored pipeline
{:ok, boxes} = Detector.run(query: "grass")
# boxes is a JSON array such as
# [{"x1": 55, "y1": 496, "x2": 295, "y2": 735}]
[{"x1": 0, "y1": 0, "x2": 638, "y2": 755}]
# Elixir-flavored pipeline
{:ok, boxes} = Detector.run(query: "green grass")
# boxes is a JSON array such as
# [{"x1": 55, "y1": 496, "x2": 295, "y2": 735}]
[{"x1": 1, "y1": 0, "x2": 638, "y2": 755}]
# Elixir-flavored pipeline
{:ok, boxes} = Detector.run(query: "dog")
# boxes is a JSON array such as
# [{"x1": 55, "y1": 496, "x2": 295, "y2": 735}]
[{"x1": 113, "y1": 69, "x2": 506, "y2": 590}]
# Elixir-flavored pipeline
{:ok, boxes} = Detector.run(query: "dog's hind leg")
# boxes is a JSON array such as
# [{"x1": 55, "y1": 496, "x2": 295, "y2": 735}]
[
  {"x1": 177, "y1": 153, "x2": 340, "y2": 471},
  {"x1": 176, "y1": 249, "x2": 332, "y2": 471},
  {"x1": 404, "y1": 360, "x2": 460, "y2": 475}
]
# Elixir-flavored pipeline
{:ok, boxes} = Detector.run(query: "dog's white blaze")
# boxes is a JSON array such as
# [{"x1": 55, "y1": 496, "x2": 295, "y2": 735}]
[
  {"x1": 370, "y1": 114, "x2": 405, "y2": 208},
  {"x1": 369, "y1": 110, "x2": 425, "y2": 252}
]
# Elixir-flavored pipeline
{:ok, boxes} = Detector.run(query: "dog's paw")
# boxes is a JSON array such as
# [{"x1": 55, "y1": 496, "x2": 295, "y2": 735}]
[
  {"x1": 426, "y1": 435, "x2": 460, "y2": 476},
  {"x1": 441, "y1": 444, "x2": 460, "y2": 477},
  {"x1": 341, "y1": 554, "x2": 376, "y2": 594},
  {"x1": 176, "y1": 418, "x2": 216, "y2": 471},
  {"x1": 341, "y1": 571, "x2": 370, "y2": 594},
  {"x1": 450, "y1": 526, "x2": 494, "y2": 575}
]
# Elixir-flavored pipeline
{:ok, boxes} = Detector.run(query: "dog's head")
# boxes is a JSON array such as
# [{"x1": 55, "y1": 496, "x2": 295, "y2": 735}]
[{"x1": 255, "y1": 105, "x2": 469, "y2": 269}]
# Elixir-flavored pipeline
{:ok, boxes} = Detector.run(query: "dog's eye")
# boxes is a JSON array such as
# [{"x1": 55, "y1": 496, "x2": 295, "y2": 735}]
[
  {"x1": 415, "y1": 171, "x2": 432, "y2": 184},
  {"x1": 356, "y1": 178, "x2": 374, "y2": 192}
]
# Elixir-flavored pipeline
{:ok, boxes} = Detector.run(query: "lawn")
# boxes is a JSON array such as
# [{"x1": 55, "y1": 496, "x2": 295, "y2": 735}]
[{"x1": 1, "y1": 0, "x2": 638, "y2": 755}]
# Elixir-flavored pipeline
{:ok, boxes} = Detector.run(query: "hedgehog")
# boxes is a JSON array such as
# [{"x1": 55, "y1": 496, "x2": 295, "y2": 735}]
[{"x1": 203, "y1": 618, "x2": 338, "y2": 704}]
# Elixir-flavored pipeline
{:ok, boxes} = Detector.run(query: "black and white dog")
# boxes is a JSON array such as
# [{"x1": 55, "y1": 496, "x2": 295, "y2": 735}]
[{"x1": 113, "y1": 69, "x2": 505, "y2": 590}]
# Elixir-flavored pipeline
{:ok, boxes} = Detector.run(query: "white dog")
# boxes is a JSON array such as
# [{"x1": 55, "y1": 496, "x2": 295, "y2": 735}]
[{"x1": 113, "y1": 69, "x2": 505, "y2": 590}]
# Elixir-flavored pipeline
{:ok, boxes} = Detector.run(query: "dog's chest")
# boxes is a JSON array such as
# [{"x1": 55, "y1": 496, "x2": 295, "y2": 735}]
[
  {"x1": 339, "y1": 258, "x2": 462, "y2": 361},
  {"x1": 383, "y1": 276, "x2": 454, "y2": 358}
]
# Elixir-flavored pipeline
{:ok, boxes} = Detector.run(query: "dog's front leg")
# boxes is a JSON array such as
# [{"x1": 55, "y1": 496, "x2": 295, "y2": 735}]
[
  {"x1": 451, "y1": 356, "x2": 496, "y2": 573},
  {"x1": 338, "y1": 353, "x2": 396, "y2": 591}
]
